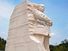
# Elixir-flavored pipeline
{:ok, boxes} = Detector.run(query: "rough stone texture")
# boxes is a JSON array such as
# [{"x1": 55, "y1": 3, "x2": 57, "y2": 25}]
[{"x1": 5, "y1": 1, "x2": 52, "y2": 51}]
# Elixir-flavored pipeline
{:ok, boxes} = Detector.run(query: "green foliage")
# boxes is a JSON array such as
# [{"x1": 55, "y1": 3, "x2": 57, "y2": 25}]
[
  {"x1": 0, "y1": 37, "x2": 6, "y2": 51},
  {"x1": 50, "y1": 39, "x2": 68, "y2": 51},
  {"x1": 0, "y1": 37, "x2": 68, "y2": 51}
]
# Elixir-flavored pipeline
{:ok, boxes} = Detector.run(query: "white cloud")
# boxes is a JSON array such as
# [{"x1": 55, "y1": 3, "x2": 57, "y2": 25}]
[
  {"x1": 50, "y1": 29, "x2": 63, "y2": 45},
  {"x1": 0, "y1": 0, "x2": 15, "y2": 39},
  {"x1": 0, "y1": 16, "x2": 2, "y2": 22},
  {"x1": 0, "y1": 0, "x2": 16, "y2": 21},
  {"x1": 50, "y1": 33, "x2": 55, "y2": 37},
  {"x1": 0, "y1": 32, "x2": 8, "y2": 40},
  {"x1": 0, "y1": 3, "x2": 14, "y2": 18}
]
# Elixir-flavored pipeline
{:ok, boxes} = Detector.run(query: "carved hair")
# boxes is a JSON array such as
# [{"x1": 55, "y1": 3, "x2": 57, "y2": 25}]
[{"x1": 27, "y1": 3, "x2": 45, "y2": 12}]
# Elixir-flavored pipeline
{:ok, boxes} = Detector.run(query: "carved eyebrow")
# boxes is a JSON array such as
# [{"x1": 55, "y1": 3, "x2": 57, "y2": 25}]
[{"x1": 27, "y1": 4, "x2": 31, "y2": 6}]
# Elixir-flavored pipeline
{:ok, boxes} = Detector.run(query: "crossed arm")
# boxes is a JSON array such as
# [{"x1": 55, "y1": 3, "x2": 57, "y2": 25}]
[{"x1": 27, "y1": 6, "x2": 52, "y2": 26}]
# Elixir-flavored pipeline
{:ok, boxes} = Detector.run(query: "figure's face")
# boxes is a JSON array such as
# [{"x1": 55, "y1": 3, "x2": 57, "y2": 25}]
[{"x1": 27, "y1": 3, "x2": 44, "y2": 12}]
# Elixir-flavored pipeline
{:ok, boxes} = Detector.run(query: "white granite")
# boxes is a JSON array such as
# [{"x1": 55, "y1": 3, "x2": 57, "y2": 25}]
[{"x1": 5, "y1": 0, "x2": 52, "y2": 51}]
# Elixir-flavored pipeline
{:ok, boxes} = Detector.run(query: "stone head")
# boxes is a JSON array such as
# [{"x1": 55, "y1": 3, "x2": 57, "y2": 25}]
[{"x1": 27, "y1": 3, "x2": 45, "y2": 12}]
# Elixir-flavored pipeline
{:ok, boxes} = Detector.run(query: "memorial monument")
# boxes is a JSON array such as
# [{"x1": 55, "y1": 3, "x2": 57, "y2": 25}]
[{"x1": 5, "y1": 0, "x2": 52, "y2": 51}]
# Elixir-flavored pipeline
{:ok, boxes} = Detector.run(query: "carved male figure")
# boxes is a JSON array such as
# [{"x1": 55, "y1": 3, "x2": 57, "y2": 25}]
[{"x1": 27, "y1": 3, "x2": 52, "y2": 51}]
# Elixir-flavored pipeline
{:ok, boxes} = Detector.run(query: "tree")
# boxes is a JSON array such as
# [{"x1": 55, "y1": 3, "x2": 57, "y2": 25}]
[
  {"x1": 50, "y1": 39, "x2": 68, "y2": 51},
  {"x1": 0, "y1": 37, "x2": 6, "y2": 51}
]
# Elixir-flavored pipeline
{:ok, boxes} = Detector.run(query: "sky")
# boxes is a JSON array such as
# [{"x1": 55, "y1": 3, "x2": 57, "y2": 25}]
[{"x1": 0, "y1": 0, "x2": 68, "y2": 45}]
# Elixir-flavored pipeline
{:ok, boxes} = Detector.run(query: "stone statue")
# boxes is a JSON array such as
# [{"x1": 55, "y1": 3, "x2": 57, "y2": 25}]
[
  {"x1": 5, "y1": 0, "x2": 52, "y2": 51},
  {"x1": 27, "y1": 2, "x2": 52, "y2": 51}
]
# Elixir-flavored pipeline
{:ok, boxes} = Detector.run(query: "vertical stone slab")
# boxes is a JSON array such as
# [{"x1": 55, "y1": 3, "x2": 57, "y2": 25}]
[{"x1": 5, "y1": 0, "x2": 52, "y2": 51}]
